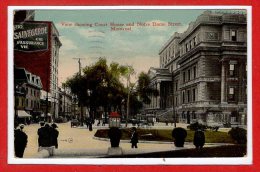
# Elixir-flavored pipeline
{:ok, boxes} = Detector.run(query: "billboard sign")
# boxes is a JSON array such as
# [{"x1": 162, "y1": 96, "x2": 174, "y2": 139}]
[{"x1": 14, "y1": 22, "x2": 48, "y2": 52}]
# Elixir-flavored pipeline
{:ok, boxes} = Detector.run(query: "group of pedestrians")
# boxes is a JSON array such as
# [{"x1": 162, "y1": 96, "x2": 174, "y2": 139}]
[
  {"x1": 37, "y1": 122, "x2": 59, "y2": 151},
  {"x1": 126, "y1": 127, "x2": 206, "y2": 149}
]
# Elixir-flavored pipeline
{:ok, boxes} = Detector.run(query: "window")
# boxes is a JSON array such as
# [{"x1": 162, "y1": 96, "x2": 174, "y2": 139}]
[
  {"x1": 231, "y1": 30, "x2": 237, "y2": 41},
  {"x1": 190, "y1": 40, "x2": 192, "y2": 49},
  {"x1": 229, "y1": 64, "x2": 235, "y2": 76},
  {"x1": 186, "y1": 43, "x2": 189, "y2": 52},
  {"x1": 193, "y1": 37, "x2": 197, "y2": 46},
  {"x1": 175, "y1": 81, "x2": 178, "y2": 91},
  {"x1": 193, "y1": 66, "x2": 197, "y2": 78},
  {"x1": 192, "y1": 111, "x2": 196, "y2": 119},
  {"x1": 182, "y1": 91, "x2": 185, "y2": 103},
  {"x1": 228, "y1": 87, "x2": 235, "y2": 101},
  {"x1": 175, "y1": 97, "x2": 178, "y2": 106},
  {"x1": 187, "y1": 90, "x2": 190, "y2": 102},
  {"x1": 188, "y1": 69, "x2": 191, "y2": 81},
  {"x1": 192, "y1": 88, "x2": 196, "y2": 102},
  {"x1": 183, "y1": 72, "x2": 186, "y2": 83}
]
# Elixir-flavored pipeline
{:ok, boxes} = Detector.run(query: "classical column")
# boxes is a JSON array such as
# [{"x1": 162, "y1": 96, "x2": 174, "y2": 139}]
[
  {"x1": 221, "y1": 61, "x2": 227, "y2": 103},
  {"x1": 238, "y1": 60, "x2": 244, "y2": 103},
  {"x1": 156, "y1": 82, "x2": 161, "y2": 108}
]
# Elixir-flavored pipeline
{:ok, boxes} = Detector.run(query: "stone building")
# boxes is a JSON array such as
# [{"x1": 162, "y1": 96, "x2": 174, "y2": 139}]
[
  {"x1": 58, "y1": 87, "x2": 73, "y2": 119},
  {"x1": 14, "y1": 67, "x2": 43, "y2": 123},
  {"x1": 146, "y1": 11, "x2": 247, "y2": 127}
]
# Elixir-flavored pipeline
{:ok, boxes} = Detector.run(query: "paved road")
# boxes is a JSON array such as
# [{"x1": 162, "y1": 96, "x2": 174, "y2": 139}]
[{"x1": 21, "y1": 122, "x2": 229, "y2": 158}]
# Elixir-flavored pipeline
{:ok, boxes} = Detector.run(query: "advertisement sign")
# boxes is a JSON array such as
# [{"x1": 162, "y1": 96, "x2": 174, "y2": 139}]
[{"x1": 14, "y1": 22, "x2": 48, "y2": 51}]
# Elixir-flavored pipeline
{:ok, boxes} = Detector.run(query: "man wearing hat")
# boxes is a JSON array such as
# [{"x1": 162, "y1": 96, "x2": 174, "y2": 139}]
[
  {"x1": 37, "y1": 121, "x2": 45, "y2": 149},
  {"x1": 14, "y1": 124, "x2": 28, "y2": 158},
  {"x1": 50, "y1": 123, "x2": 59, "y2": 149}
]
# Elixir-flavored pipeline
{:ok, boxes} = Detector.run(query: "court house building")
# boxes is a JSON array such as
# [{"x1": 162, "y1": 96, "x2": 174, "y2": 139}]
[{"x1": 144, "y1": 11, "x2": 247, "y2": 127}]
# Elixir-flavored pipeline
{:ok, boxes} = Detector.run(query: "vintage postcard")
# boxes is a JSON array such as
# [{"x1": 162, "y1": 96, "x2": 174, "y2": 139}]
[{"x1": 8, "y1": 6, "x2": 252, "y2": 165}]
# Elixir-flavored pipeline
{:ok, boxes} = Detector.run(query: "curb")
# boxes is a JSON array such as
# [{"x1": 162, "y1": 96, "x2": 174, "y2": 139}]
[{"x1": 93, "y1": 136, "x2": 234, "y2": 146}]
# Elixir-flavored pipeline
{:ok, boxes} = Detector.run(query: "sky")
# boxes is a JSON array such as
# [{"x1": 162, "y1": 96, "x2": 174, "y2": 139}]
[{"x1": 35, "y1": 9, "x2": 206, "y2": 86}]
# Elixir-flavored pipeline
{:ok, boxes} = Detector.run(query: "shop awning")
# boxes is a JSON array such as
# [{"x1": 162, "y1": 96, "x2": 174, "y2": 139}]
[{"x1": 17, "y1": 110, "x2": 31, "y2": 118}]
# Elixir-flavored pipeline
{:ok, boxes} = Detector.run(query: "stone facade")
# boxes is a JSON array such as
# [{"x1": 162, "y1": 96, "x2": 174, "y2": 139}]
[
  {"x1": 14, "y1": 67, "x2": 43, "y2": 122},
  {"x1": 59, "y1": 87, "x2": 73, "y2": 118},
  {"x1": 146, "y1": 11, "x2": 247, "y2": 127}
]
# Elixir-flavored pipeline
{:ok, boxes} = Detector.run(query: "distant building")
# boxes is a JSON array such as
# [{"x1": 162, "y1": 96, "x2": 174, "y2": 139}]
[
  {"x1": 58, "y1": 87, "x2": 73, "y2": 119},
  {"x1": 146, "y1": 11, "x2": 247, "y2": 127},
  {"x1": 14, "y1": 67, "x2": 43, "y2": 123},
  {"x1": 14, "y1": 13, "x2": 62, "y2": 121}
]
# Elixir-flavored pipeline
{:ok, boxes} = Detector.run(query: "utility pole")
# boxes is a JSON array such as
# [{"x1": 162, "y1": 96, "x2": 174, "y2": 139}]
[
  {"x1": 125, "y1": 65, "x2": 135, "y2": 128},
  {"x1": 126, "y1": 72, "x2": 130, "y2": 128},
  {"x1": 73, "y1": 58, "x2": 85, "y2": 126}
]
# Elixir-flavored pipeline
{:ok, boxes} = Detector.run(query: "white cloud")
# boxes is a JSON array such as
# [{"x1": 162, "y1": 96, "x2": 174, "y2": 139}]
[
  {"x1": 77, "y1": 28, "x2": 105, "y2": 38},
  {"x1": 59, "y1": 36, "x2": 78, "y2": 51}
]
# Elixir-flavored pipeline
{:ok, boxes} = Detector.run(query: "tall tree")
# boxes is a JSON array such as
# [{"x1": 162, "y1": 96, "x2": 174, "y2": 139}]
[
  {"x1": 63, "y1": 58, "x2": 130, "y2": 122},
  {"x1": 137, "y1": 72, "x2": 159, "y2": 104}
]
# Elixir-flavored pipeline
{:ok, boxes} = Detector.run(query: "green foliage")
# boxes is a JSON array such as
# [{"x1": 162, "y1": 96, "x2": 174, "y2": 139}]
[
  {"x1": 64, "y1": 58, "x2": 125, "y2": 108},
  {"x1": 95, "y1": 129, "x2": 234, "y2": 143},
  {"x1": 137, "y1": 72, "x2": 159, "y2": 104},
  {"x1": 172, "y1": 127, "x2": 187, "y2": 147},
  {"x1": 228, "y1": 127, "x2": 247, "y2": 144}
]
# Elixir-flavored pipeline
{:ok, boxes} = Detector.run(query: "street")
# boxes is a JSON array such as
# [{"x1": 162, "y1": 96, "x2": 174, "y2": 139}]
[
  {"x1": 21, "y1": 122, "x2": 184, "y2": 158},
  {"x1": 21, "y1": 121, "x2": 230, "y2": 158}
]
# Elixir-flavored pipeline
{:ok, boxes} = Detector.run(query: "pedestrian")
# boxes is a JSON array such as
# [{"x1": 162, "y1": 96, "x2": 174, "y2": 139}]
[
  {"x1": 85, "y1": 118, "x2": 89, "y2": 129},
  {"x1": 14, "y1": 124, "x2": 28, "y2": 158},
  {"x1": 37, "y1": 121, "x2": 45, "y2": 148},
  {"x1": 130, "y1": 127, "x2": 138, "y2": 148},
  {"x1": 102, "y1": 119, "x2": 106, "y2": 126},
  {"x1": 50, "y1": 123, "x2": 59, "y2": 149},
  {"x1": 40, "y1": 123, "x2": 51, "y2": 149},
  {"x1": 89, "y1": 121, "x2": 93, "y2": 131},
  {"x1": 193, "y1": 128, "x2": 205, "y2": 149}
]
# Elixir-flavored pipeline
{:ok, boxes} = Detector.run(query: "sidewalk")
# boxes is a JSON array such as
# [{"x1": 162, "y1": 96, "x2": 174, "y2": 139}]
[{"x1": 22, "y1": 122, "x2": 231, "y2": 158}]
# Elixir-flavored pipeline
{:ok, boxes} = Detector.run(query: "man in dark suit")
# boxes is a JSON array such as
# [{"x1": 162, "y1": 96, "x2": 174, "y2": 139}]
[
  {"x1": 37, "y1": 123, "x2": 51, "y2": 151},
  {"x1": 193, "y1": 128, "x2": 205, "y2": 149},
  {"x1": 130, "y1": 127, "x2": 139, "y2": 148},
  {"x1": 14, "y1": 124, "x2": 28, "y2": 158},
  {"x1": 50, "y1": 123, "x2": 59, "y2": 148},
  {"x1": 37, "y1": 121, "x2": 45, "y2": 148}
]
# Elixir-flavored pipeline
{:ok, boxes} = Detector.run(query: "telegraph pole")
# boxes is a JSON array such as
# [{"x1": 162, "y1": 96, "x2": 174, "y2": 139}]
[{"x1": 73, "y1": 58, "x2": 85, "y2": 126}]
